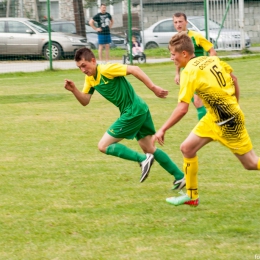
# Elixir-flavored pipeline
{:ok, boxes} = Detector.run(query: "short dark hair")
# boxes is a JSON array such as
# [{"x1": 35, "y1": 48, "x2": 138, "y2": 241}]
[
  {"x1": 173, "y1": 12, "x2": 187, "y2": 21},
  {"x1": 169, "y1": 31, "x2": 194, "y2": 54},
  {"x1": 100, "y1": 3, "x2": 106, "y2": 7},
  {"x1": 74, "y1": 47, "x2": 95, "y2": 62}
]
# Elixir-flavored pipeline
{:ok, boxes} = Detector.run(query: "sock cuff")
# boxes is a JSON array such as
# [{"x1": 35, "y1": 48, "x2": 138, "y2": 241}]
[
  {"x1": 197, "y1": 106, "x2": 206, "y2": 111},
  {"x1": 257, "y1": 158, "x2": 260, "y2": 170},
  {"x1": 184, "y1": 156, "x2": 198, "y2": 163}
]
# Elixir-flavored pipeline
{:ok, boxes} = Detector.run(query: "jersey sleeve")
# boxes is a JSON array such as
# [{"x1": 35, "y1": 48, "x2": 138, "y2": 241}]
[
  {"x1": 82, "y1": 76, "x2": 95, "y2": 94},
  {"x1": 220, "y1": 60, "x2": 233, "y2": 74},
  {"x1": 178, "y1": 69, "x2": 197, "y2": 103},
  {"x1": 197, "y1": 34, "x2": 214, "y2": 52},
  {"x1": 100, "y1": 63, "x2": 127, "y2": 78},
  {"x1": 92, "y1": 13, "x2": 99, "y2": 23}
]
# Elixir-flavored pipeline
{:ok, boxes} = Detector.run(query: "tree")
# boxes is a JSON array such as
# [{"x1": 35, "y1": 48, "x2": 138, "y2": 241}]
[{"x1": 73, "y1": 0, "x2": 86, "y2": 38}]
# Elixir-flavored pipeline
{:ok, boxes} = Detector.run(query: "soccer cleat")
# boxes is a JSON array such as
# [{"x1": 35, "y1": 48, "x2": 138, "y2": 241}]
[
  {"x1": 184, "y1": 198, "x2": 199, "y2": 207},
  {"x1": 166, "y1": 194, "x2": 199, "y2": 207},
  {"x1": 172, "y1": 177, "x2": 186, "y2": 190},
  {"x1": 140, "y1": 153, "x2": 154, "y2": 183}
]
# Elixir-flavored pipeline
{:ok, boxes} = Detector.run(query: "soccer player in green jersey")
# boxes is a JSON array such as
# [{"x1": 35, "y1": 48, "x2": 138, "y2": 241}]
[
  {"x1": 64, "y1": 47, "x2": 185, "y2": 189},
  {"x1": 154, "y1": 32, "x2": 260, "y2": 206},
  {"x1": 173, "y1": 13, "x2": 217, "y2": 121}
]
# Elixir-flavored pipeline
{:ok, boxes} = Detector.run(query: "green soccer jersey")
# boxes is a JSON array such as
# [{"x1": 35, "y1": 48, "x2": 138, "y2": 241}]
[
  {"x1": 179, "y1": 56, "x2": 241, "y2": 124},
  {"x1": 82, "y1": 63, "x2": 148, "y2": 117},
  {"x1": 187, "y1": 30, "x2": 214, "y2": 57}
]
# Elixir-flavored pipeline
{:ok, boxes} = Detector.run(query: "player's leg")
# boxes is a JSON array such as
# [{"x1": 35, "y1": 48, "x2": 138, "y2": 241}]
[
  {"x1": 99, "y1": 132, "x2": 146, "y2": 162},
  {"x1": 166, "y1": 131, "x2": 212, "y2": 206},
  {"x1": 100, "y1": 113, "x2": 153, "y2": 180},
  {"x1": 138, "y1": 135, "x2": 185, "y2": 186},
  {"x1": 192, "y1": 94, "x2": 207, "y2": 120},
  {"x1": 234, "y1": 150, "x2": 260, "y2": 170},
  {"x1": 98, "y1": 43, "x2": 103, "y2": 61},
  {"x1": 105, "y1": 43, "x2": 110, "y2": 62},
  {"x1": 137, "y1": 110, "x2": 185, "y2": 186}
]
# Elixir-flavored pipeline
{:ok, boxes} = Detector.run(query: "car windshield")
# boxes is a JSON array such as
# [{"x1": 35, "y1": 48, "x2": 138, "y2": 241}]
[
  {"x1": 189, "y1": 18, "x2": 221, "y2": 31},
  {"x1": 28, "y1": 20, "x2": 53, "y2": 33}
]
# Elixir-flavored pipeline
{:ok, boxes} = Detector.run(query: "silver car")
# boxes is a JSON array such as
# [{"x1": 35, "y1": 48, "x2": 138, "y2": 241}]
[
  {"x1": 44, "y1": 20, "x2": 126, "y2": 50},
  {"x1": 0, "y1": 17, "x2": 89, "y2": 60},
  {"x1": 142, "y1": 16, "x2": 251, "y2": 50},
  {"x1": 188, "y1": 16, "x2": 251, "y2": 49}
]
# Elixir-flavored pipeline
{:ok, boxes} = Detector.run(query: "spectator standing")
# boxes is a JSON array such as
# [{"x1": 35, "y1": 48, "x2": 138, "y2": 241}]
[{"x1": 89, "y1": 3, "x2": 113, "y2": 62}]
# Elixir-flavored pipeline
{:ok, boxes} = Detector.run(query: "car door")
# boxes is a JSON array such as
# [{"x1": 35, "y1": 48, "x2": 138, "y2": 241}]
[
  {"x1": 0, "y1": 21, "x2": 7, "y2": 54},
  {"x1": 153, "y1": 20, "x2": 177, "y2": 47},
  {"x1": 6, "y1": 21, "x2": 39, "y2": 55}
]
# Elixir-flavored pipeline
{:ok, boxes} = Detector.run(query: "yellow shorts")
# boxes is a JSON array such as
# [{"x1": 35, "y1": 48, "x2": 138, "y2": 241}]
[{"x1": 192, "y1": 113, "x2": 252, "y2": 155}]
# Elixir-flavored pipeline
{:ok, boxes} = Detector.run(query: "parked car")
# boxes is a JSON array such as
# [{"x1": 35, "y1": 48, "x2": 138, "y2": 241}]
[
  {"x1": 44, "y1": 20, "x2": 126, "y2": 50},
  {"x1": 0, "y1": 17, "x2": 89, "y2": 60},
  {"x1": 142, "y1": 16, "x2": 251, "y2": 49}
]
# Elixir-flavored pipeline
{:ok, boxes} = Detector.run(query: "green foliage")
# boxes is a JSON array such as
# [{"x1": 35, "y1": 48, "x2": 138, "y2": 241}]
[
  {"x1": 84, "y1": 0, "x2": 121, "y2": 8},
  {"x1": 0, "y1": 59, "x2": 260, "y2": 259},
  {"x1": 84, "y1": 0, "x2": 98, "y2": 8}
]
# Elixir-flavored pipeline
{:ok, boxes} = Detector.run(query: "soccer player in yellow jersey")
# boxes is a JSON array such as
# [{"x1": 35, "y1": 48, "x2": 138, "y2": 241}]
[
  {"x1": 64, "y1": 47, "x2": 186, "y2": 190},
  {"x1": 154, "y1": 32, "x2": 260, "y2": 206},
  {"x1": 173, "y1": 13, "x2": 217, "y2": 120}
]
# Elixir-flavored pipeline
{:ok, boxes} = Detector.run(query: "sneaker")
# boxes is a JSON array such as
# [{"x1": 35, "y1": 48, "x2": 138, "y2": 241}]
[
  {"x1": 172, "y1": 177, "x2": 186, "y2": 190},
  {"x1": 140, "y1": 153, "x2": 154, "y2": 183},
  {"x1": 166, "y1": 194, "x2": 199, "y2": 207}
]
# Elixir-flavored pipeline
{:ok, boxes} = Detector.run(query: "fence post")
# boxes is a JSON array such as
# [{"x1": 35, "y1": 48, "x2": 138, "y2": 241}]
[{"x1": 47, "y1": 0, "x2": 53, "y2": 69}]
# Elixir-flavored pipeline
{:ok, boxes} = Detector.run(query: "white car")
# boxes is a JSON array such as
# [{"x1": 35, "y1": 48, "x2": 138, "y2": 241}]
[
  {"x1": 142, "y1": 16, "x2": 251, "y2": 50},
  {"x1": 0, "y1": 17, "x2": 89, "y2": 60}
]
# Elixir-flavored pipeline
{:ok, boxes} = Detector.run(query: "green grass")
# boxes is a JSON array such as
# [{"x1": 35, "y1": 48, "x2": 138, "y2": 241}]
[
  {"x1": 105, "y1": 47, "x2": 260, "y2": 60},
  {"x1": 1, "y1": 57, "x2": 260, "y2": 259}
]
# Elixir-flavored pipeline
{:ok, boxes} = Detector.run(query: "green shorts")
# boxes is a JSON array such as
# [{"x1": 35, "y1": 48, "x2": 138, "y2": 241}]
[{"x1": 107, "y1": 109, "x2": 156, "y2": 140}]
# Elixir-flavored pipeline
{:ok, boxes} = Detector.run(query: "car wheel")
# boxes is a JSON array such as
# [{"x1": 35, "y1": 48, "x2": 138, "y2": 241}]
[
  {"x1": 89, "y1": 43, "x2": 96, "y2": 50},
  {"x1": 43, "y1": 42, "x2": 62, "y2": 60},
  {"x1": 145, "y1": 42, "x2": 158, "y2": 49}
]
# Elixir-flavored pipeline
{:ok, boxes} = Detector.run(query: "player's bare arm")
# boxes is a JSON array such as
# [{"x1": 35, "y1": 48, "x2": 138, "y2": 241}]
[
  {"x1": 231, "y1": 73, "x2": 240, "y2": 102},
  {"x1": 154, "y1": 102, "x2": 189, "y2": 145},
  {"x1": 175, "y1": 66, "x2": 181, "y2": 85},
  {"x1": 126, "y1": 65, "x2": 168, "y2": 98},
  {"x1": 208, "y1": 47, "x2": 217, "y2": 56},
  {"x1": 89, "y1": 19, "x2": 102, "y2": 32},
  {"x1": 64, "y1": 79, "x2": 92, "y2": 106}
]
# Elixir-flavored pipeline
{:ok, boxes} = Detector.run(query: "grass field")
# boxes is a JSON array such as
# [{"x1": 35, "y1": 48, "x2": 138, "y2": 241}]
[{"x1": 1, "y1": 57, "x2": 260, "y2": 259}]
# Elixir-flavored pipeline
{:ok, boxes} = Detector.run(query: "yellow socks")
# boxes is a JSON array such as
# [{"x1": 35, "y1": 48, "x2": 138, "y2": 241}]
[
  {"x1": 183, "y1": 156, "x2": 199, "y2": 199},
  {"x1": 257, "y1": 158, "x2": 260, "y2": 170}
]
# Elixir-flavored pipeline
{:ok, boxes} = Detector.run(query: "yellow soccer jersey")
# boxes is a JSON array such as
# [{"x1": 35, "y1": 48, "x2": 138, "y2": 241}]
[
  {"x1": 187, "y1": 30, "x2": 214, "y2": 56},
  {"x1": 179, "y1": 56, "x2": 241, "y2": 124},
  {"x1": 82, "y1": 63, "x2": 127, "y2": 94}
]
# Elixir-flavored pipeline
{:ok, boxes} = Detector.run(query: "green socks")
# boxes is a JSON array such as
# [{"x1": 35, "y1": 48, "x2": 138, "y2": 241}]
[
  {"x1": 106, "y1": 143, "x2": 146, "y2": 162},
  {"x1": 106, "y1": 144, "x2": 184, "y2": 181},
  {"x1": 197, "y1": 106, "x2": 207, "y2": 120},
  {"x1": 153, "y1": 148, "x2": 184, "y2": 180}
]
